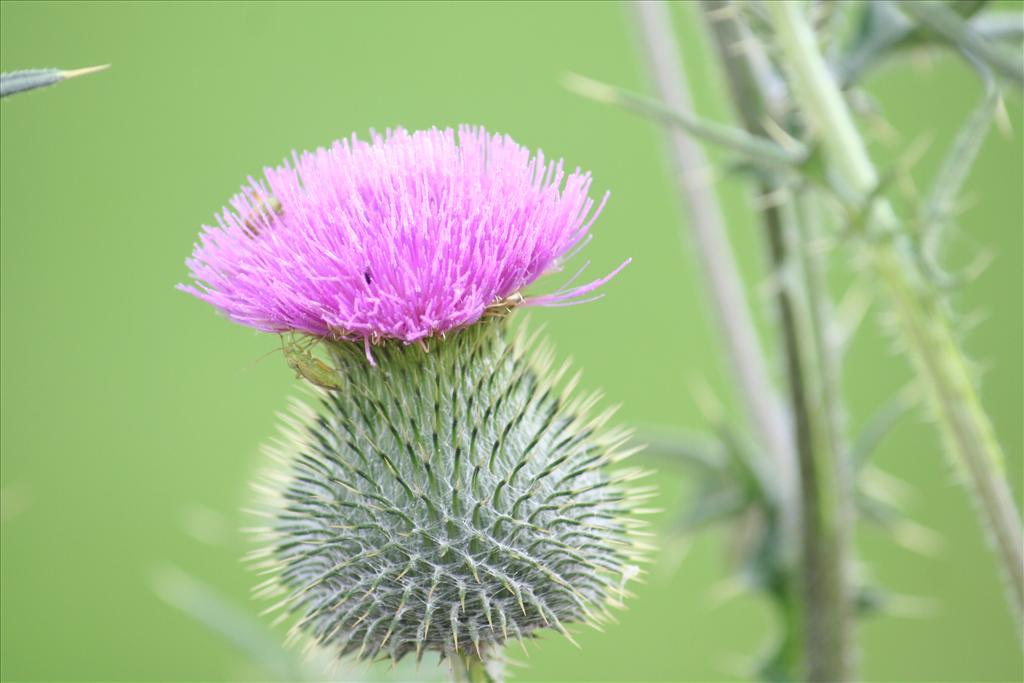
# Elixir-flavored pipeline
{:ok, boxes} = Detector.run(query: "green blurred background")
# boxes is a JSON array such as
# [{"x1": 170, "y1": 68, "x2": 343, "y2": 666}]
[{"x1": 1, "y1": 1, "x2": 1021, "y2": 681}]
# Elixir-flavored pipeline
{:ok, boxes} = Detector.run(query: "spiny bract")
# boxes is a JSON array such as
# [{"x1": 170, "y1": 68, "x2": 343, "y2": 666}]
[{"x1": 253, "y1": 320, "x2": 648, "y2": 663}]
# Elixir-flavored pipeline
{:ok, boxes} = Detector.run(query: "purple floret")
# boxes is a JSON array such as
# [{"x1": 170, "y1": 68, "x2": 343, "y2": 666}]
[{"x1": 180, "y1": 126, "x2": 627, "y2": 359}]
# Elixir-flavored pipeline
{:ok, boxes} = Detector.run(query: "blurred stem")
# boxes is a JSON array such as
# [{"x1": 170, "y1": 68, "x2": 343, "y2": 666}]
[
  {"x1": 627, "y1": 0, "x2": 799, "y2": 553},
  {"x1": 771, "y1": 195, "x2": 854, "y2": 683},
  {"x1": 794, "y1": 195, "x2": 852, "y2": 549},
  {"x1": 701, "y1": 3, "x2": 857, "y2": 679},
  {"x1": 768, "y1": 0, "x2": 1024, "y2": 627},
  {"x1": 791, "y1": 193, "x2": 857, "y2": 681}
]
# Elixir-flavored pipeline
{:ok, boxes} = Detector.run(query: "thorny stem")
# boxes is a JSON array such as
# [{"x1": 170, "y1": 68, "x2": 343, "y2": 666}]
[
  {"x1": 628, "y1": 0, "x2": 799, "y2": 554},
  {"x1": 701, "y1": 3, "x2": 857, "y2": 679},
  {"x1": 773, "y1": 200, "x2": 853, "y2": 683},
  {"x1": 768, "y1": 0, "x2": 1024, "y2": 627},
  {"x1": 791, "y1": 194, "x2": 857, "y2": 682},
  {"x1": 869, "y1": 244, "x2": 1024, "y2": 617},
  {"x1": 794, "y1": 195, "x2": 853, "y2": 547}
]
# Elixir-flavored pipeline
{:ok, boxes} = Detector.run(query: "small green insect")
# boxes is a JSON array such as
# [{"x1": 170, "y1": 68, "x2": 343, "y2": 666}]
[{"x1": 282, "y1": 337, "x2": 343, "y2": 391}]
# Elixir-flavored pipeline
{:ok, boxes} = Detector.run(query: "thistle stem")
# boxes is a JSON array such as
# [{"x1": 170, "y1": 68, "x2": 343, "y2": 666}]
[
  {"x1": 790, "y1": 194, "x2": 857, "y2": 681},
  {"x1": 763, "y1": 186, "x2": 852, "y2": 683},
  {"x1": 768, "y1": 0, "x2": 1024, "y2": 626},
  {"x1": 628, "y1": 0, "x2": 799, "y2": 551},
  {"x1": 700, "y1": 4, "x2": 857, "y2": 678}
]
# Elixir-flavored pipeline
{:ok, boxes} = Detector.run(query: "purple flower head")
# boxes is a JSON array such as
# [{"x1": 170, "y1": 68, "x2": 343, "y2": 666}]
[{"x1": 180, "y1": 126, "x2": 627, "y2": 361}]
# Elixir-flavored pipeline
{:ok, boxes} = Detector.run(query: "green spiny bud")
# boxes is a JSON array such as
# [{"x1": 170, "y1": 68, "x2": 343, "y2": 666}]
[{"x1": 252, "y1": 319, "x2": 648, "y2": 665}]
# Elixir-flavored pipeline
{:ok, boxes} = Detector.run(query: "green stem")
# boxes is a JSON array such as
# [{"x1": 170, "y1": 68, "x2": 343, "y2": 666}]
[
  {"x1": 701, "y1": 5, "x2": 858, "y2": 679},
  {"x1": 870, "y1": 243, "x2": 1024, "y2": 618},
  {"x1": 767, "y1": 3, "x2": 875, "y2": 193},
  {"x1": 775, "y1": 195, "x2": 854, "y2": 683},
  {"x1": 627, "y1": 0, "x2": 799, "y2": 554},
  {"x1": 794, "y1": 195, "x2": 852, "y2": 544},
  {"x1": 792, "y1": 194, "x2": 857, "y2": 681},
  {"x1": 768, "y1": 0, "x2": 1024, "y2": 627}
]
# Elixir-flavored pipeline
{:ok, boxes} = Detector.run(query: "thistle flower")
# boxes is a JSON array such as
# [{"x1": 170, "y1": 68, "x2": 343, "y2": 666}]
[
  {"x1": 180, "y1": 126, "x2": 629, "y2": 363},
  {"x1": 181, "y1": 126, "x2": 646, "y2": 677}
]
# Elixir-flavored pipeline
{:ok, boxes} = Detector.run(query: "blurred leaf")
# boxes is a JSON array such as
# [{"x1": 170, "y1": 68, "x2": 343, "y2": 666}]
[
  {"x1": 970, "y1": 11, "x2": 1024, "y2": 43},
  {"x1": 151, "y1": 565, "x2": 305, "y2": 682},
  {"x1": 837, "y1": 0, "x2": 1017, "y2": 86},
  {"x1": 899, "y1": 1, "x2": 1024, "y2": 88},
  {"x1": 907, "y1": 76, "x2": 999, "y2": 289},
  {"x1": 0, "y1": 65, "x2": 109, "y2": 98},
  {"x1": 850, "y1": 390, "x2": 915, "y2": 470},
  {"x1": 856, "y1": 584, "x2": 940, "y2": 619},
  {"x1": 715, "y1": 421, "x2": 772, "y2": 505},
  {"x1": 635, "y1": 424, "x2": 724, "y2": 471},
  {"x1": 564, "y1": 72, "x2": 806, "y2": 168},
  {"x1": 675, "y1": 485, "x2": 751, "y2": 534},
  {"x1": 838, "y1": 1, "x2": 915, "y2": 86},
  {"x1": 923, "y1": 76, "x2": 997, "y2": 226}
]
